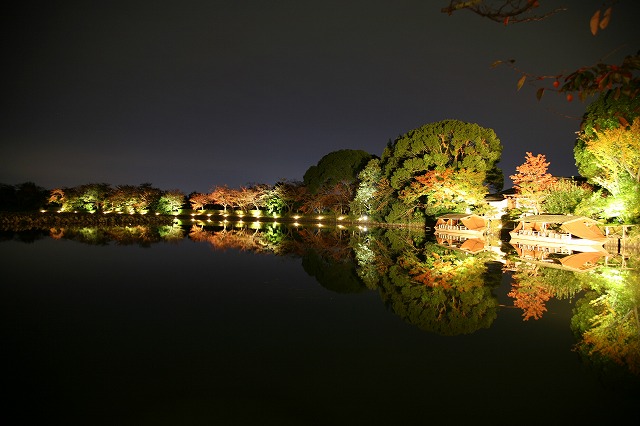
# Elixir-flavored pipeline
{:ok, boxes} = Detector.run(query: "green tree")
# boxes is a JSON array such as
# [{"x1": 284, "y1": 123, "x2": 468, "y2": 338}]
[
  {"x1": 543, "y1": 178, "x2": 594, "y2": 214},
  {"x1": 303, "y1": 149, "x2": 373, "y2": 194},
  {"x1": 379, "y1": 119, "x2": 503, "y2": 222}
]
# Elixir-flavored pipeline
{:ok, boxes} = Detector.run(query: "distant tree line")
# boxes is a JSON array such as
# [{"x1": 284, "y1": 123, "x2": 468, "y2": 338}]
[{"x1": 3, "y1": 110, "x2": 639, "y2": 225}]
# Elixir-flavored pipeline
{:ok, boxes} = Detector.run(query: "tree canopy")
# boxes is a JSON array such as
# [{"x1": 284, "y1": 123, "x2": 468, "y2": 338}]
[
  {"x1": 302, "y1": 149, "x2": 373, "y2": 194},
  {"x1": 376, "y1": 119, "x2": 503, "y2": 221}
]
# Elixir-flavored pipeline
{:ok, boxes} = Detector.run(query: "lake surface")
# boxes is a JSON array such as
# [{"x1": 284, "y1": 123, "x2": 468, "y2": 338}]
[{"x1": 1, "y1": 221, "x2": 639, "y2": 425}]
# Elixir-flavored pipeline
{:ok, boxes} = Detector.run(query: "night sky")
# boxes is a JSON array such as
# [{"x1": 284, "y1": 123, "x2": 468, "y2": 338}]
[{"x1": 2, "y1": 1, "x2": 638, "y2": 194}]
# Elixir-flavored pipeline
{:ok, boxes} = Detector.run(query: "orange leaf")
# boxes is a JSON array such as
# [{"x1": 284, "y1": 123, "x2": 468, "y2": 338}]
[
  {"x1": 590, "y1": 10, "x2": 600, "y2": 35},
  {"x1": 517, "y1": 75, "x2": 526, "y2": 91},
  {"x1": 599, "y1": 7, "x2": 612, "y2": 30},
  {"x1": 618, "y1": 115, "x2": 630, "y2": 127}
]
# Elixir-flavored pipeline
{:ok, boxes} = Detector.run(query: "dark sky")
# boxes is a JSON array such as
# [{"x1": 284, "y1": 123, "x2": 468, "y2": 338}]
[{"x1": 2, "y1": 1, "x2": 638, "y2": 193}]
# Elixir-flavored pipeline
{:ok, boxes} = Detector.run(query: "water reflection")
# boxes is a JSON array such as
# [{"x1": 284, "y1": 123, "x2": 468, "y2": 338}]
[{"x1": 3, "y1": 220, "x2": 639, "y2": 380}]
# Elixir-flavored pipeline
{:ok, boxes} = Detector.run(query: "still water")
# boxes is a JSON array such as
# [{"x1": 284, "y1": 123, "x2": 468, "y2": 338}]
[{"x1": 1, "y1": 222, "x2": 639, "y2": 425}]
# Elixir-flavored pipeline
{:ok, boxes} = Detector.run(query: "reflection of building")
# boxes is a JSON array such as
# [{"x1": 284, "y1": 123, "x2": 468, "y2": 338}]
[
  {"x1": 435, "y1": 232, "x2": 487, "y2": 254},
  {"x1": 509, "y1": 241, "x2": 607, "y2": 272},
  {"x1": 509, "y1": 215, "x2": 608, "y2": 253},
  {"x1": 434, "y1": 213, "x2": 488, "y2": 238}
]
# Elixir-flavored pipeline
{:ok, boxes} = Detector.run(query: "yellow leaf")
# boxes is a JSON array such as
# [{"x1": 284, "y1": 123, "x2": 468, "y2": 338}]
[
  {"x1": 590, "y1": 10, "x2": 600, "y2": 35},
  {"x1": 536, "y1": 87, "x2": 545, "y2": 101},
  {"x1": 517, "y1": 75, "x2": 526, "y2": 91},
  {"x1": 490, "y1": 60, "x2": 502, "y2": 68},
  {"x1": 599, "y1": 7, "x2": 612, "y2": 30}
]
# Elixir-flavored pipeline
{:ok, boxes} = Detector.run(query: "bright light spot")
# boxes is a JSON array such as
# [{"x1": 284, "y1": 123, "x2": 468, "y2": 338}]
[
  {"x1": 359, "y1": 215, "x2": 368, "y2": 221},
  {"x1": 317, "y1": 216, "x2": 324, "y2": 220},
  {"x1": 293, "y1": 215, "x2": 300, "y2": 220},
  {"x1": 40, "y1": 210, "x2": 46, "y2": 213}
]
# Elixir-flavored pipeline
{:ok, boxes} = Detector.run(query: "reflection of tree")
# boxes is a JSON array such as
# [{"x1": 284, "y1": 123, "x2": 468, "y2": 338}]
[
  {"x1": 508, "y1": 265, "x2": 582, "y2": 321},
  {"x1": 285, "y1": 228, "x2": 367, "y2": 294},
  {"x1": 188, "y1": 225, "x2": 278, "y2": 254},
  {"x1": 47, "y1": 225, "x2": 184, "y2": 247},
  {"x1": 572, "y1": 268, "x2": 640, "y2": 377},
  {"x1": 378, "y1": 244, "x2": 500, "y2": 336},
  {"x1": 301, "y1": 249, "x2": 366, "y2": 294},
  {"x1": 509, "y1": 267, "x2": 553, "y2": 321},
  {"x1": 351, "y1": 227, "x2": 425, "y2": 290}
]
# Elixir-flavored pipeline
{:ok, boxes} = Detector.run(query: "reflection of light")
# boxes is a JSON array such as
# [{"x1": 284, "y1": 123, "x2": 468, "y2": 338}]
[
  {"x1": 252, "y1": 210, "x2": 262, "y2": 218},
  {"x1": 293, "y1": 222, "x2": 300, "y2": 227},
  {"x1": 358, "y1": 215, "x2": 368, "y2": 221},
  {"x1": 338, "y1": 216, "x2": 345, "y2": 221},
  {"x1": 293, "y1": 215, "x2": 300, "y2": 220},
  {"x1": 317, "y1": 223, "x2": 323, "y2": 227},
  {"x1": 337, "y1": 224, "x2": 345, "y2": 229},
  {"x1": 317, "y1": 216, "x2": 324, "y2": 220}
]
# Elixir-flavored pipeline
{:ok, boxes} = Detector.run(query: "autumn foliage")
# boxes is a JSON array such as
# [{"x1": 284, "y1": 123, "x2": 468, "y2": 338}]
[{"x1": 510, "y1": 152, "x2": 557, "y2": 214}]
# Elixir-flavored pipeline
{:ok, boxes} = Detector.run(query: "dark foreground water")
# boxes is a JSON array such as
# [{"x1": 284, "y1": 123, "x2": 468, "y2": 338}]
[{"x1": 1, "y1": 223, "x2": 638, "y2": 425}]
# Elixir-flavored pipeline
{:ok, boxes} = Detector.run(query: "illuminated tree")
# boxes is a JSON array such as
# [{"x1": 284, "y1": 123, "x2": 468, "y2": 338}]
[
  {"x1": 188, "y1": 192, "x2": 210, "y2": 211},
  {"x1": 380, "y1": 120, "x2": 502, "y2": 223},
  {"x1": 350, "y1": 158, "x2": 382, "y2": 217},
  {"x1": 542, "y1": 178, "x2": 594, "y2": 214},
  {"x1": 320, "y1": 181, "x2": 354, "y2": 215},
  {"x1": 400, "y1": 168, "x2": 488, "y2": 216},
  {"x1": 577, "y1": 118, "x2": 640, "y2": 221},
  {"x1": 264, "y1": 180, "x2": 304, "y2": 214},
  {"x1": 155, "y1": 189, "x2": 185, "y2": 214},
  {"x1": 510, "y1": 152, "x2": 557, "y2": 214},
  {"x1": 209, "y1": 185, "x2": 234, "y2": 213}
]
